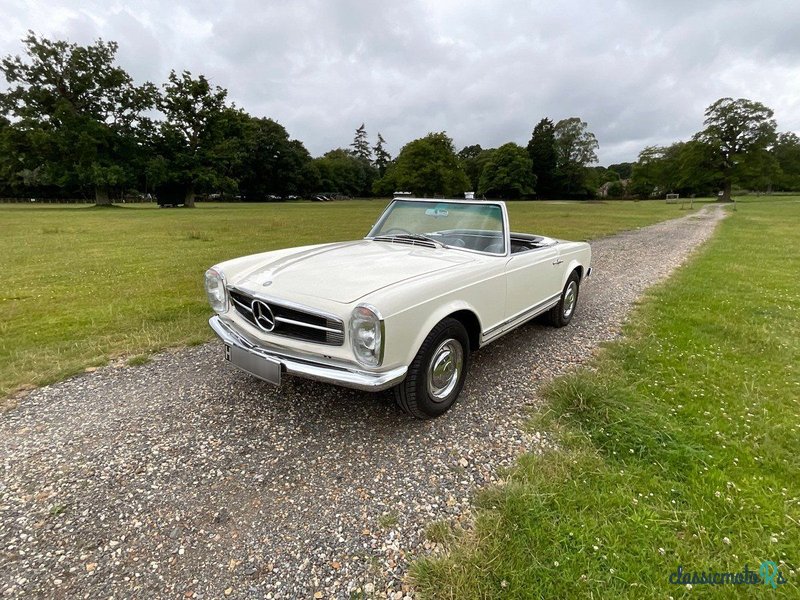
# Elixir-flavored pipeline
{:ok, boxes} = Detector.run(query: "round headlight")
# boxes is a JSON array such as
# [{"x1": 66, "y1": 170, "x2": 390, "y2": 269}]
[
  {"x1": 204, "y1": 268, "x2": 228, "y2": 313},
  {"x1": 349, "y1": 304, "x2": 383, "y2": 367}
]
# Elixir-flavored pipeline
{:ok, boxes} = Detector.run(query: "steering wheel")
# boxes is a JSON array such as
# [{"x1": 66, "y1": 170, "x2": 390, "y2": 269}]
[{"x1": 384, "y1": 227, "x2": 413, "y2": 235}]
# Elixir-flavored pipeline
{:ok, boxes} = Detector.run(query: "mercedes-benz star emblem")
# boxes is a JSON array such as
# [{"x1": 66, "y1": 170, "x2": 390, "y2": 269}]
[{"x1": 251, "y1": 300, "x2": 275, "y2": 332}]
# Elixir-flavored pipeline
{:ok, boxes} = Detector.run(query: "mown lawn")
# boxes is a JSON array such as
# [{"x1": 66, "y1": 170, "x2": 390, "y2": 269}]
[
  {"x1": 0, "y1": 198, "x2": 698, "y2": 403},
  {"x1": 411, "y1": 197, "x2": 799, "y2": 597}
]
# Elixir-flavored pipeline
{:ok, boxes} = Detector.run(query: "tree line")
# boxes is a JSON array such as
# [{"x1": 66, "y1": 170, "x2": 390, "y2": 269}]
[
  {"x1": 622, "y1": 97, "x2": 796, "y2": 201},
  {"x1": 1, "y1": 34, "x2": 798, "y2": 205}
]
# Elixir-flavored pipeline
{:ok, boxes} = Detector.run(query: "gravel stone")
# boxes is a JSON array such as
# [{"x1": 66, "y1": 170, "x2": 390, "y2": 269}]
[{"x1": 0, "y1": 206, "x2": 726, "y2": 598}]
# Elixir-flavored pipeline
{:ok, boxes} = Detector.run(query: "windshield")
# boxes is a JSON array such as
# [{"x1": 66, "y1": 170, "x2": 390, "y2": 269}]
[{"x1": 368, "y1": 200, "x2": 506, "y2": 254}]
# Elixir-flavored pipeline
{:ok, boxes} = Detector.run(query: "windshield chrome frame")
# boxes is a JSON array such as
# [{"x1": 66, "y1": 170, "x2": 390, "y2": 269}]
[{"x1": 365, "y1": 197, "x2": 510, "y2": 258}]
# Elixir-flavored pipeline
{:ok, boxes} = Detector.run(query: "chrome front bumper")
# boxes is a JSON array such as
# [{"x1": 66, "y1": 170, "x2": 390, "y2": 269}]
[{"x1": 209, "y1": 316, "x2": 407, "y2": 392}]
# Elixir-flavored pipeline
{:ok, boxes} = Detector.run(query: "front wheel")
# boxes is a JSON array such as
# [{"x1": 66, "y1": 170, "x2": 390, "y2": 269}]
[
  {"x1": 547, "y1": 271, "x2": 581, "y2": 327},
  {"x1": 394, "y1": 318, "x2": 470, "y2": 419}
]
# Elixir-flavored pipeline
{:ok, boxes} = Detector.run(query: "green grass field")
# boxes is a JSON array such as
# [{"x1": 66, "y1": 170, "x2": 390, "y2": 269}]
[
  {"x1": 0, "y1": 198, "x2": 698, "y2": 404},
  {"x1": 411, "y1": 197, "x2": 800, "y2": 597}
]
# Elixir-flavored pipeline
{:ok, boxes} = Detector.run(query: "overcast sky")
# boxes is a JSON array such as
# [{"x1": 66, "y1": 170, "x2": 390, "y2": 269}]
[{"x1": 1, "y1": 0, "x2": 799, "y2": 165}]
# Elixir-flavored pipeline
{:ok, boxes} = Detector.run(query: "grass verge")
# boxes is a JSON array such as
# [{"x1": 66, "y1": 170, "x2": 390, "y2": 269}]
[
  {"x1": 411, "y1": 198, "x2": 799, "y2": 597},
  {"x1": 0, "y1": 198, "x2": 699, "y2": 403}
]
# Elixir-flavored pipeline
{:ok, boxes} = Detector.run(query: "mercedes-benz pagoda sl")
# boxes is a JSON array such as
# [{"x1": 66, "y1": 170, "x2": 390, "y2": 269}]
[{"x1": 205, "y1": 197, "x2": 592, "y2": 418}]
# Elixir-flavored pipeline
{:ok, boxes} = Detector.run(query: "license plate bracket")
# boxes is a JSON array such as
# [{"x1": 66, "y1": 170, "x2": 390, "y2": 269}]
[{"x1": 225, "y1": 344, "x2": 281, "y2": 386}]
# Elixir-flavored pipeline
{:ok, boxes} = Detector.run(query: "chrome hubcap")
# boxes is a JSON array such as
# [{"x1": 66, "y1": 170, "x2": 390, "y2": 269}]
[
  {"x1": 563, "y1": 281, "x2": 577, "y2": 319},
  {"x1": 427, "y1": 338, "x2": 463, "y2": 401}
]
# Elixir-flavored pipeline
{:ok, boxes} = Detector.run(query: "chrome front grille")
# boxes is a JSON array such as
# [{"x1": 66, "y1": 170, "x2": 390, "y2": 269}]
[{"x1": 228, "y1": 289, "x2": 345, "y2": 346}]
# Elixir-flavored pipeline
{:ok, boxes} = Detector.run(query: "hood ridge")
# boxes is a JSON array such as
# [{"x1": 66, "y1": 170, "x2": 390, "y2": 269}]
[{"x1": 236, "y1": 240, "x2": 475, "y2": 304}]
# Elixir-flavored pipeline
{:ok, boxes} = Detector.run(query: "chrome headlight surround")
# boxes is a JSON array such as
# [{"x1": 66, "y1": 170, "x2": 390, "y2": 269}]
[
  {"x1": 349, "y1": 304, "x2": 384, "y2": 367},
  {"x1": 204, "y1": 267, "x2": 228, "y2": 314}
]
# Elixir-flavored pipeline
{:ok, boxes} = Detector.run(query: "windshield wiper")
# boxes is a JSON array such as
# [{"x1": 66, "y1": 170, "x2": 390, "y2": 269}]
[
  {"x1": 373, "y1": 233, "x2": 444, "y2": 248},
  {"x1": 396, "y1": 233, "x2": 444, "y2": 246}
]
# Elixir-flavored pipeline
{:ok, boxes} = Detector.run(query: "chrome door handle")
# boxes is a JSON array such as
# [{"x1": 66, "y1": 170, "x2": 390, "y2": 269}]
[{"x1": 552, "y1": 259, "x2": 563, "y2": 265}]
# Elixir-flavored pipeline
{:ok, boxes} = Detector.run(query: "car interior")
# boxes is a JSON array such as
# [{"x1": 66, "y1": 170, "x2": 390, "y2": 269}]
[
  {"x1": 436, "y1": 230, "x2": 556, "y2": 254},
  {"x1": 509, "y1": 232, "x2": 557, "y2": 254}
]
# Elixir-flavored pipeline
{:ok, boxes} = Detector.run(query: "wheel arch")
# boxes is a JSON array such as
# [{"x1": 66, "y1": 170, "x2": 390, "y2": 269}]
[
  {"x1": 389, "y1": 301, "x2": 484, "y2": 369},
  {"x1": 563, "y1": 260, "x2": 584, "y2": 286},
  {"x1": 447, "y1": 309, "x2": 482, "y2": 353},
  {"x1": 393, "y1": 310, "x2": 474, "y2": 419}
]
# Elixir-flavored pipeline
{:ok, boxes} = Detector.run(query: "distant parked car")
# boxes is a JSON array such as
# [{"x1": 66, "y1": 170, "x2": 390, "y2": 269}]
[{"x1": 205, "y1": 197, "x2": 592, "y2": 418}]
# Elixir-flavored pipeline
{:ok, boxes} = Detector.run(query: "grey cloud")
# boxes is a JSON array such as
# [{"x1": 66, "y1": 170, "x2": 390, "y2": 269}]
[{"x1": 1, "y1": 0, "x2": 799, "y2": 164}]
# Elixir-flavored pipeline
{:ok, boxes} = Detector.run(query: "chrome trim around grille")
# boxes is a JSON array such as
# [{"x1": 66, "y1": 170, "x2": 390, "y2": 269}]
[
  {"x1": 228, "y1": 287, "x2": 345, "y2": 346},
  {"x1": 274, "y1": 315, "x2": 342, "y2": 334},
  {"x1": 231, "y1": 295, "x2": 254, "y2": 313}
]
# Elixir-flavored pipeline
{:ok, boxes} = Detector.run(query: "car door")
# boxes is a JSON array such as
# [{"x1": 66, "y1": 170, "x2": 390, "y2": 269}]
[{"x1": 504, "y1": 244, "x2": 564, "y2": 324}]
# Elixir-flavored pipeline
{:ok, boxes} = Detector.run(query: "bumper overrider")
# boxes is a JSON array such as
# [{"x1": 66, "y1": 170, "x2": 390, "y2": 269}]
[{"x1": 209, "y1": 316, "x2": 407, "y2": 392}]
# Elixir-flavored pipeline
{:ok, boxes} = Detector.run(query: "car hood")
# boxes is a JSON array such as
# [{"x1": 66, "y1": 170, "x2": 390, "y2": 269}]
[{"x1": 231, "y1": 240, "x2": 477, "y2": 304}]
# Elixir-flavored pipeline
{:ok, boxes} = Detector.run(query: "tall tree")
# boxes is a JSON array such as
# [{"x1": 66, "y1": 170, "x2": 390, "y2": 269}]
[
  {"x1": 675, "y1": 140, "x2": 721, "y2": 197},
  {"x1": 313, "y1": 148, "x2": 372, "y2": 197},
  {"x1": 350, "y1": 123, "x2": 371, "y2": 161},
  {"x1": 477, "y1": 143, "x2": 535, "y2": 199},
  {"x1": 693, "y1": 97, "x2": 777, "y2": 201},
  {"x1": 608, "y1": 162, "x2": 634, "y2": 179},
  {"x1": 553, "y1": 117, "x2": 599, "y2": 197},
  {"x1": 237, "y1": 117, "x2": 316, "y2": 199},
  {"x1": 458, "y1": 144, "x2": 495, "y2": 192},
  {"x1": 630, "y1": 144, "x2": 680, "y2": 197},
  {"x1": 0, "y1": 32, "x2": 156, "y2": 204},
  {"x1": 155, "y1": 70, "x2": 238, "y2": 207},
  {"x1": 372, "y1": 132, "x2": 391, "y2": 176},
  {"x1": 375, "y1": 132, "x2": 469, "y2": 197},
  {"x1": 526, "y1": 118, "x2": 557, "y2": 197},
  {"x1": 0, "y1": 116, "x2": 15, "y2": 195},
  {"x1": 631, "y1": 140, "x2": 720, "y2": 198},
  {"x1": 772, "y1": 132, "x2": 800, "y2": 190},
  {"x1": 737, "y1": 148, "x2": 781, "y2": 193}
]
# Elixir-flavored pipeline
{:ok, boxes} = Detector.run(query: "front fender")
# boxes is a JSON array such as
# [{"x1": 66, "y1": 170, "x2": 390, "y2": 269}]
[{"x1": 382, "y1": 299, "x2": 485, "y2": 369}]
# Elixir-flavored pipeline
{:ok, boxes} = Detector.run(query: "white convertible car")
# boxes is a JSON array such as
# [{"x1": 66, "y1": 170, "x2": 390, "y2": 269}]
[{"x1": 205, "y1": 197, "x2": 591, "y2": 418}]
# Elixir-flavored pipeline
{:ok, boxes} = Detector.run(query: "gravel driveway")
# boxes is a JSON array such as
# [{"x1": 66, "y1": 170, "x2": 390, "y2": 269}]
[{"x1": 0, "y1": 205, "x2": 726, "y2": 599}]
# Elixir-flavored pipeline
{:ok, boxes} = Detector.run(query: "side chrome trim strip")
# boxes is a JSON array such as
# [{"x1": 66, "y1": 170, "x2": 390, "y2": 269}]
[{"x1": 481, "y1": 292, "x2": 561, "y2": 344}]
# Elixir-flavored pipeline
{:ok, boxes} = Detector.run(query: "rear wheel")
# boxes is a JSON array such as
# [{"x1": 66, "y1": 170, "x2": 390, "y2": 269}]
[
  {"x1": 394, "y1": 318, "x2": 470, "y2": 419},
  {"x1": 547, "y1": 271, "x2": 580, "y2": 327}
]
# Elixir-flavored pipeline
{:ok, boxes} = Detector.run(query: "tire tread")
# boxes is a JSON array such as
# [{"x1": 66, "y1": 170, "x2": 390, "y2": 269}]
[
  {"x1": 393, "y1": 318, "x2": 468, "y2": 419},
  {"x1": 547, "y1": 270, "x2": 581, "y2": 328}
]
